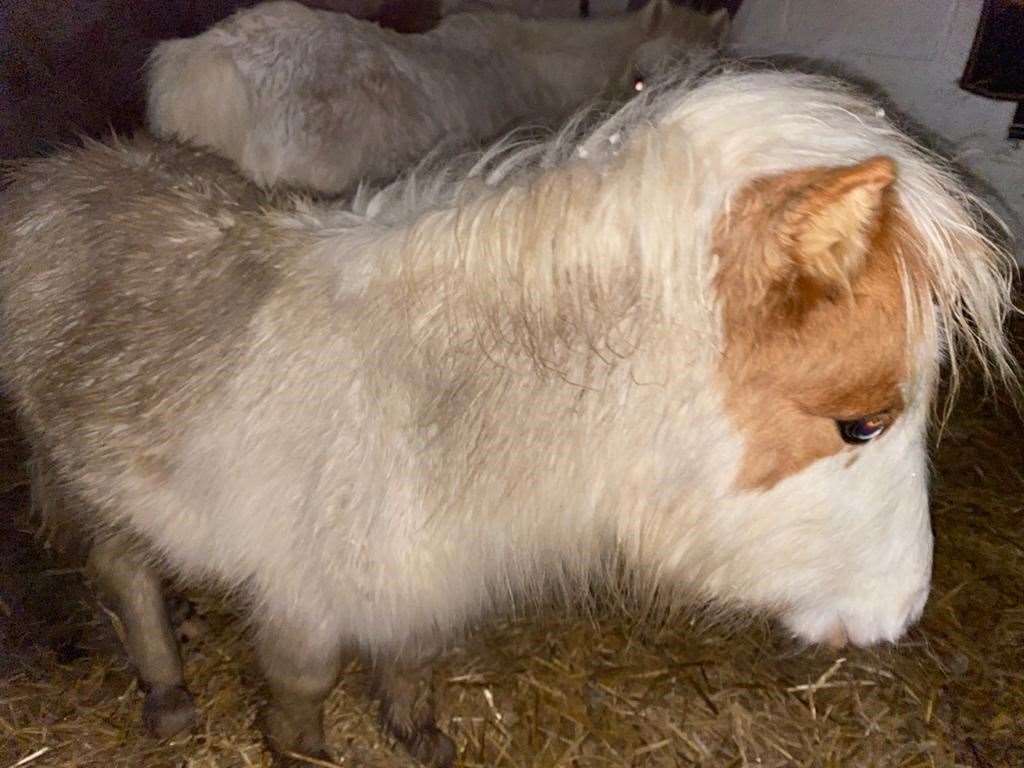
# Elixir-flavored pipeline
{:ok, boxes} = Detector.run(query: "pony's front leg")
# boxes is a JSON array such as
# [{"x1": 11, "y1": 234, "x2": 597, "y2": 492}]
[
  {"x1": 87, "y1": 532, "x2": 196, "y2": 738},
  {"x1": 257, "y1": 624, "x2": 342, "y2": 766},
  {"x1": 371, "y1": 650, "x2": 456, "y2": 768}
]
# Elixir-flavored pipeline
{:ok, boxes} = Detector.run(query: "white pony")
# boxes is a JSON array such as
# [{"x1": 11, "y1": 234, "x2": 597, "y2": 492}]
[
  {"x1": 146, "y1": 0, "x2": 728, "y2": 193},
  {"x1": 0, "y1": 69, "x2": 1013, "y2": 767}
]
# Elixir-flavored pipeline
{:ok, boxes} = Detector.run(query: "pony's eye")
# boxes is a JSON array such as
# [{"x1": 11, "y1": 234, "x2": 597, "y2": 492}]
[
  {"x1": 836, "y1": 415, "x2": 890, "y2": 445},
  {"x1": 633, "y1": 76, "x2": 646, "y2": 92}
]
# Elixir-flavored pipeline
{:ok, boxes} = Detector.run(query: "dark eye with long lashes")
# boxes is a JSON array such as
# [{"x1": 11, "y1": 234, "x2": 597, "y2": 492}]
[
  {"x1": 836, "y1": 414, "x2": 892, "y2": 445},
  {"x1": 632, "y1": 75, "x2": 646, "y2": 92}
]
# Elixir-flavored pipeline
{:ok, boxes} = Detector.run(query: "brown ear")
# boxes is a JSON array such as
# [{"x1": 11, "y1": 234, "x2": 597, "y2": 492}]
[
  {"x1": 713, "y1": 156, "x2": 899, "y2": 327},
  {"x1": 777, "y1": 156, "x2": 896, "y2": 296}
]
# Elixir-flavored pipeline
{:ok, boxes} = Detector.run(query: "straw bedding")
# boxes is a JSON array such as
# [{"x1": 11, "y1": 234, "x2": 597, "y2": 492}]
[{"x1": 2, "y1": 338, "x2": 1022, "y2": 768}]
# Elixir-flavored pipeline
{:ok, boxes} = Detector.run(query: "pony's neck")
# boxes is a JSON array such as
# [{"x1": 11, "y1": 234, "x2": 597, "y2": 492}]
[
  {"x1": 489, "y1": 12, "x2": 645, "y2": 109},
  {"x1": 396, "y1": 160, "x2": 623, "y2": 367},
  {"x1": 365, "y1": 124, "x2": 707, "y2": 372},
  {"x1": 520, "y1": 13, "x2": 647, "y2": 99}
]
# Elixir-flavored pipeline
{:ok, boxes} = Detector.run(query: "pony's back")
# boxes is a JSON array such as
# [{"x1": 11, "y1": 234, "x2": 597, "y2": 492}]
[{"x1": 0, "y1": 137, "x2": 289, "y2": 481}]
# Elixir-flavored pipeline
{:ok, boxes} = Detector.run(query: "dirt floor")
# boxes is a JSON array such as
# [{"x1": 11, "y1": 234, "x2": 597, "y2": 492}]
[{"x1": 2, "y1": 357, "x2": 1023, "y2": 768}]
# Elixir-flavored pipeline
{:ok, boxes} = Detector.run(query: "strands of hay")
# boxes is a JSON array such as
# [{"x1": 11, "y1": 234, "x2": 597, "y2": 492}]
[{"x1": 2, "y1": 358, "x2": 1022, "y2": 768}]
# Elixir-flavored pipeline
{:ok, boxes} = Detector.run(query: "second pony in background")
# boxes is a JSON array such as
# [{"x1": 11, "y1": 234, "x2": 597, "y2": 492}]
[{"x1": 146, "y1": 0, "x2": 728, "y2": 194}]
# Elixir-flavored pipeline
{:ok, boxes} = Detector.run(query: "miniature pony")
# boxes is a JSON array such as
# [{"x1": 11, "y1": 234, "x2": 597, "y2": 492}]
[{"x1": 0, "y1": 69, "x2": 1013, "y2": 766}]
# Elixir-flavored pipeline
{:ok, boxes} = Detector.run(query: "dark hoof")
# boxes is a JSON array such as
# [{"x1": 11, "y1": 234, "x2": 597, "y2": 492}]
[
  {"x1": 272, "y1": 748, "x2": 335, "y2": 767},
  {"x1": 142, "y1": 684, "x2": 197, "y2": 739},
  {"x1": 261, "y1": 705, "x2": 330, "y2": 766},
  {"x1": 401, "y1": 725, "x2": 456, "y2": 768}
]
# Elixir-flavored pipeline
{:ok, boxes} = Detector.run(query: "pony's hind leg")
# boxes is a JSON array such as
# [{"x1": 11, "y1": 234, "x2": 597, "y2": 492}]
[
  {"x1": 257, "y1": 624, "x2": 342, "y2": 766},
  {"x1": 371, "y1": 653, "x2": 455, "y2": 768},
  {"x1": 88, "y1": 533, "x2": 196, "y2": 738}
]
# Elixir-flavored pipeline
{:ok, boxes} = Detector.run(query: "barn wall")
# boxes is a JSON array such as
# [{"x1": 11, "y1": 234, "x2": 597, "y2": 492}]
[
  {"x1": 729, "y1": 0, "x2": 1024, "y2": 251},
  {"x1": 474, "y1": 0, "x2": 1023, "y2": 247},
  {"x1": 5, "y1": 0, "x2": 1019, "y2": 249}
]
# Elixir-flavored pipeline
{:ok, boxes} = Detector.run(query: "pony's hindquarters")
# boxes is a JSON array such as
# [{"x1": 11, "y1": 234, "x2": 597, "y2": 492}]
[
  {"x1": 26, "y1": 444, "x2": 197, "y2": 738},
  {"x1": 145, "y1": 6, "x2": 444, "y2": 193},
  {"x1": 147, "y1": 37, "x2": 253, "y2": 180}
]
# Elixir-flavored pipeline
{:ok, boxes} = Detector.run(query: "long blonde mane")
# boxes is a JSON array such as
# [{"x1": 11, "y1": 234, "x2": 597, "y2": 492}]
[{"x1": 303, "y1": 67, "x2": 1017, "y2": 392}]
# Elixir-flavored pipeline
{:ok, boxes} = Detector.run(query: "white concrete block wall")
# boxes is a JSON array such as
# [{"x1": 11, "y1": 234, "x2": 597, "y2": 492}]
[{"x1": 730, "y1": 0, "x2": 1024, "y2": 249}]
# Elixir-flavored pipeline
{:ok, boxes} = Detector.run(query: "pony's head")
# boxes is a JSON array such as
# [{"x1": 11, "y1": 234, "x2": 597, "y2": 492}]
[
  {"x1": 641, "y1": 72, "x2": 1015, "y2": 648},
  {"x1": 705, "y1": 154, "x2": 939, "y2": 647},
  {"x1": 528, "y1": 70, "x2": 1014, "y2": 647},
  {"x1": 621, "y1": 1, "x2": 730, "y2": 96}
]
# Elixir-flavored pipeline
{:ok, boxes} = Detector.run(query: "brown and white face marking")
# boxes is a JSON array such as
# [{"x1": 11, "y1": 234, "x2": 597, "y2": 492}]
[
  {"x1": 714, "y1": 157, "x2": 923, "y2": 491},
  {"x1": 709, "y1": 157, "x2": 935, "y2": 647}
]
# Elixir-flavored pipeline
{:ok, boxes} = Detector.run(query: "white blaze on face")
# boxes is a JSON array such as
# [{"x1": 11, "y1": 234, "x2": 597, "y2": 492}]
[
  {"x1": 743, "y1": 356, "x2": 935, "y2": 648},
  {"x1": 705, "y1": 156, "x2": 937, "y2": 647}
]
